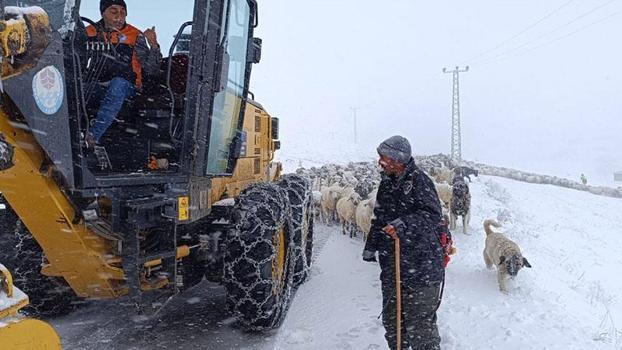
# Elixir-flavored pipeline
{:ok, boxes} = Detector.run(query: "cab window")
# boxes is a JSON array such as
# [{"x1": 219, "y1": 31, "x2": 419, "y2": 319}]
[
  {"x1": 74, "y1": 1, "x2": 195, "y2": 173},
  {"x1": 205, "y1": 0, "x2": 251, "y2": 174}
]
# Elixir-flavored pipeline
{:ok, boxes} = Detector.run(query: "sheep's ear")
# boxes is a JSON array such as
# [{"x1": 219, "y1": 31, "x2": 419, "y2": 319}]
[
  {"x1": 499, "y1": 256, "x2": 506, "y2": 265},
  {"x1": 523, "y1": 257, "x2": 532, "y2": 268}
]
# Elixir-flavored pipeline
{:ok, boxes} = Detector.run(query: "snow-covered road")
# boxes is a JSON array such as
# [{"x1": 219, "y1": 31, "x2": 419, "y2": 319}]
[
  {"x1": 267, "y1": 227, "x2": 385, "y2": 350},
  {"x1": 53, "y1": 175, "x2": 622, "y2": 349}
]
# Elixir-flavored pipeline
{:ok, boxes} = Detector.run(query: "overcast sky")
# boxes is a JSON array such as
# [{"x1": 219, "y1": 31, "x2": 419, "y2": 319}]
[
  {"x1": 248, "y1": 0, "x2": 622, "y2": 182},
  {"x1": 81, "y1": 0, "x2": 622, "y2": 183}
]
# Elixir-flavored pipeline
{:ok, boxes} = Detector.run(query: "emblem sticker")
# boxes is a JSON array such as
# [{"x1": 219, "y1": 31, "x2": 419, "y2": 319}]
[
  {"x1": 32, "y1": 66, "x2": 64, "y2": 115},
  {"x1": 403, "y1": 180, "x2": 413, "y2": 195}
]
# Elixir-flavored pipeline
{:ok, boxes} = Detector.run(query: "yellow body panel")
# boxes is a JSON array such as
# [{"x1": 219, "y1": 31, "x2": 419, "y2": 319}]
[
  {"x1": 210, "y1": 101, "x2": 281, "y2": 203},
  {"x1": 0, "y1": 319, "x2": 62, "y2": 350},
  {"x1": 1, "y1": 264, "x2": 62, "y2": 350},
  {"x1": 0, "y1": 112, "x2": 124, "y2": 299}
]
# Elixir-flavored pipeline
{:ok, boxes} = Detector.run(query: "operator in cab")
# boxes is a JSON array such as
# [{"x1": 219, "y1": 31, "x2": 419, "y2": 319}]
[{"x1": 84, "y1": 0, "x2": 162, "y2": 148}]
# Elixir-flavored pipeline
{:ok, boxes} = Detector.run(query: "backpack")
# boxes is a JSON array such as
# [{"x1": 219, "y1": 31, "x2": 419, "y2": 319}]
[{"x1": 436, "y1": 219, "x2": 456, "y2": 267}]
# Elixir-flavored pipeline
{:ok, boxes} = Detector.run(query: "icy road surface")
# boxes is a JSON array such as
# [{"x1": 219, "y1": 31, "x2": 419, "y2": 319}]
[{"x1": 53, "y1": 175, "x2": 622, "y2": 349}]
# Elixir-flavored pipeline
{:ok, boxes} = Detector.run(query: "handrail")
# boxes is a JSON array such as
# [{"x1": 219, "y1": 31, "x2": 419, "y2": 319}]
[{"x1": 166, "y1": 21, "x2": 193, "y2": 141}]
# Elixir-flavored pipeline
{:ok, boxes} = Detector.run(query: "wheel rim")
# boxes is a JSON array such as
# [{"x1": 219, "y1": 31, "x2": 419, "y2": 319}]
[{"x1": 271, "y1": 226, "x2": 286, "y2": 295}]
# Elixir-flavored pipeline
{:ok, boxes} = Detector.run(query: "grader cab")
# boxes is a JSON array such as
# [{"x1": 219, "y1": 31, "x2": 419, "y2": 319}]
[{"x1": 0, "y1": 0, "x2": 313, "y2": 332}]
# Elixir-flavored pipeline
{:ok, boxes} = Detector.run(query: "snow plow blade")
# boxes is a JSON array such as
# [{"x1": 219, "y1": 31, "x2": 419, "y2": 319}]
[{"x1": 0, "y1": 264, "x2": 62, "y2": 350}]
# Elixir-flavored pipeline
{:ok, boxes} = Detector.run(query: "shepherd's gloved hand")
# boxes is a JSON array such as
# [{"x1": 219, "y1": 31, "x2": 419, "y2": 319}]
[
  {"x1": 386, "y1": 218, "x2": 407, "y2": 240},
  {"x1": 362, "y1": 250, "x2": 377, "y2": 262},
  {"x1": 382, "y1": 224, "x2": 398, "y2": 240}
]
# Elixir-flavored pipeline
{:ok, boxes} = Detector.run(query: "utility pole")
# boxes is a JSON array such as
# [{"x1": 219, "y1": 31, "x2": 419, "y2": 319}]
[
  {"x1": 350, "y1": 107, "x2": 359, "y2": 144},
  {"x1": 442, "y1": 66, "x2": 469, "y2": 162}
]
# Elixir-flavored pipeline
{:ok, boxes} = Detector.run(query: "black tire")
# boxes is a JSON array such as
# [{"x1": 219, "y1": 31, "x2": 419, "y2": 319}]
[
  {"x1": 223, "y1": 183, "x2": 296, "y2": 331},
  {"x1": 279, "y1": 174, "x2": 314, "y2": 286},
  {"x1": 0, "y1": 203, "x2": 78, "y2": 317}
]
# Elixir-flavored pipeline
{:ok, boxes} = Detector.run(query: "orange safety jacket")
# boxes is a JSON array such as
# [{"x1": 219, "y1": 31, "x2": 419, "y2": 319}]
[{"x1": 86, "y1": 22, "x2": 144, "y2": 88}]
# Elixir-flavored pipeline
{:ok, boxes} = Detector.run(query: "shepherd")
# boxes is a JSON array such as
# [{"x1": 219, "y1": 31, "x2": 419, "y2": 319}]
[{"x1": 363, "y1": 135, "x2": 444, "y2": 350}]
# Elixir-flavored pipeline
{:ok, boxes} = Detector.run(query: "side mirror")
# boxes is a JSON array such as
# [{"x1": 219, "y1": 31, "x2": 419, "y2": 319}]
[
  {"x1": 270, "y1": 117, "x2": 279, "y2": 140},
  {"x1": 248, "y1": 37, "x2": 262, "y2": 64}
]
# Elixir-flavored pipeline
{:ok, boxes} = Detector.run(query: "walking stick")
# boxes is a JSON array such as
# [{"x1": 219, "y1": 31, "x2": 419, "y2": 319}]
[{"x1": 395, "y1": 237, "x2": 402, "y2": 350}]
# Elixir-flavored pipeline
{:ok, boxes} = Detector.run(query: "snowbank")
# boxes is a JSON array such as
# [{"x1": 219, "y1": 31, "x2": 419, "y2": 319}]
[{"x1": 414, "y1": 153, "x2": 622, "y2": 199}]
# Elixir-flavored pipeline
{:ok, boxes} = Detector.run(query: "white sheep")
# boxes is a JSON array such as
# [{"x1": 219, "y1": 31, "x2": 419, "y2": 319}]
[
  {"x1": 336, "y1": 187, "x2": 361, "y2": 238},
  {"x1": 355, "y1": 188, "x2": 378, "y2": 241},
  {"x1": 432, "y1": 166, "x2": 453, "y2": 184},
  {"x1": 311, "y1": 190, "x2": 322, "y2": 219},
  {"x1": 434, "y1": 182, "x2": 453, "y2": 212},
  {"x1": 320, "y1": 184, "x2": 344, "y2": 224}
]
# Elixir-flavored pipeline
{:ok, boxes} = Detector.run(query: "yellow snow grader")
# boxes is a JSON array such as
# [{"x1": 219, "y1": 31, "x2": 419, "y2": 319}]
[{"x1": 0, "y1": 0, "x2": 313, "y2": 343}]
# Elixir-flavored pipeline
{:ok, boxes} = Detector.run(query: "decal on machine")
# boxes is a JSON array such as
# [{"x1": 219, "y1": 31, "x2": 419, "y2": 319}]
[
  {"x1": 32, "y1": 66, "x2": 64, "y2": 115},
  {"x1": 178, "y1": 196, "x2": 189, "y2": 221}
]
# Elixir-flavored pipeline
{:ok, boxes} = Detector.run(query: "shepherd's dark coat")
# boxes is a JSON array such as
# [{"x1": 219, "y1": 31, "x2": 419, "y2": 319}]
[{"x1": 364, "y1": 158, "x2": 444, "y2": 287}]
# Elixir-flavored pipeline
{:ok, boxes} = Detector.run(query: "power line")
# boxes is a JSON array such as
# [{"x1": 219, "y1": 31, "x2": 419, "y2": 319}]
[
  {"x1": 463, "y1": 0, "x2": 575, "y2": 64},
  {"x1": 534, "y1": 10, "x2": 620, "y2": 50},
  {"x1": 471, "y1": 0, "x2": 618, "y2": 66},
  {"x1": 475, "y1": 10, "x2": 620, "y2": 67}
]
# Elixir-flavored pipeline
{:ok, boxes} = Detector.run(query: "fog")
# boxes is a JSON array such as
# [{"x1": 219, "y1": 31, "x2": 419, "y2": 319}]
[{"x1": 250, "y1": 0, "x2": 622, "y2": 185}]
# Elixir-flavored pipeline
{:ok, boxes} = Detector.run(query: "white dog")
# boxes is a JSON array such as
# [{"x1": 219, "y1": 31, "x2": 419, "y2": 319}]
[{"x1": 483, "y1": 219, "x2": 531, "y2": 293}]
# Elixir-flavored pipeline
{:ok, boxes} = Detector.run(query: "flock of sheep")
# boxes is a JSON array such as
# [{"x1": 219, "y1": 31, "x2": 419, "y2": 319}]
[
  {"x1": 296, "y1": 154, "x2": 477, "y2": 240},
  {"x1": 299, "y1": 162, "x2": 380, "y2": 240}
]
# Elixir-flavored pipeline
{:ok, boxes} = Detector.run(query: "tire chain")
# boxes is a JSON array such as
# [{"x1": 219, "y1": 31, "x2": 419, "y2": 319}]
[
  {"x1": 278, "y1": 174, "x2": 313, "y2": 286},
  {"x1": 223, "y1": 182, "x2": 296, "y2": 330}
]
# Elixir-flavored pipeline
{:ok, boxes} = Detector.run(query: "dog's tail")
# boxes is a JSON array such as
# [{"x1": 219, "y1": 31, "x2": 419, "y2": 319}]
[{"x1": 483, "y1": 219, "x2": 501, "y2": 236}]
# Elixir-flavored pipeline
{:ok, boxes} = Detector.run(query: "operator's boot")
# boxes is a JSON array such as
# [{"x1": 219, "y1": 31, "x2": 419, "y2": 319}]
[
  {"x1": 93, "y1": 146, "x2": 112, "y2": 170},
  {"x1": 83, "y1": 134, "x2": 112, "y2": 170}
]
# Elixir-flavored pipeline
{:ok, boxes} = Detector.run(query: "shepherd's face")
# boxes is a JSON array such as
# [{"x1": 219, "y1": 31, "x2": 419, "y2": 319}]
[{"x1": 378, "y1": 155, "x2": 405, "y2": 176}]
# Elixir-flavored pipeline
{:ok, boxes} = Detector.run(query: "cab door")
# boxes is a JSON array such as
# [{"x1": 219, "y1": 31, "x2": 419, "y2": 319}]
[{"x1": 182, "y1": 0, "x2": 258, "y2": 177}]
